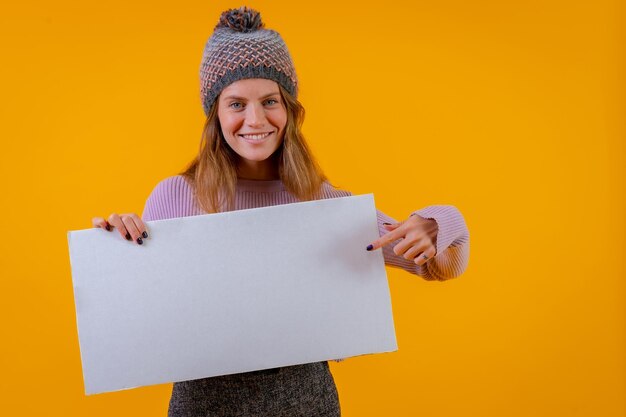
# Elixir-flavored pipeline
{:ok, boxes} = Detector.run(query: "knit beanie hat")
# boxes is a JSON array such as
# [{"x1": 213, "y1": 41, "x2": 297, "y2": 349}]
[{"x1": 199, "y1": 6, "x2": 299, "y2": 117}]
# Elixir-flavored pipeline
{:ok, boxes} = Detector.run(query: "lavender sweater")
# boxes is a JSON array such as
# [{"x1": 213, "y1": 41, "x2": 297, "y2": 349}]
[{"x1": 141, "y1": 175, "x2": 469, "y2": 281}]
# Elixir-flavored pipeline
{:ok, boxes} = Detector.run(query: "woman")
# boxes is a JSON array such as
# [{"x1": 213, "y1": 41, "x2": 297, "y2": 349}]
[{"x1": 91, "y1": 6, "x2": 470, "y2": 416}]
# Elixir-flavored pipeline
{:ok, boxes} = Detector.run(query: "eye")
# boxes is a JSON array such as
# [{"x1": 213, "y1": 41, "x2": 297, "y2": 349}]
[
  {"x1": 264, "y1": 98, "x2": 279, "y2": 106},
  {"x1": 229, "y1": 102, "x2": 244, "y2": 110}
]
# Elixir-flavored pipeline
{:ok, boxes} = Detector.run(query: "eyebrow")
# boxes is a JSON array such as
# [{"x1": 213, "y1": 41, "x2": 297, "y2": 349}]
[{"x1": 221, "y1": 92, "x2": 280, "y2": 101}]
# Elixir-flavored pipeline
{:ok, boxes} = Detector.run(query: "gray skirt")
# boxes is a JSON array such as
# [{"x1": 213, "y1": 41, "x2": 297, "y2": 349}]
[{"x1": 167, "y1": 361, "x2": 340, "y2": 417}]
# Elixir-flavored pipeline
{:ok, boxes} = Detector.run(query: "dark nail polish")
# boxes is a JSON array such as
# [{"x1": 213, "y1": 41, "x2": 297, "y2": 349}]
[
  {"x1": 383, "y1": 222, "x2": 391, "y2": 226},
  {"x1": 366, "y1": 244, "x2": 373, "y2": 251},
  {"x1": 125, "y1": 233, "x2": 131, "y2": 240},
  {"x1": 137, "y1": 237, "x2": 143, "y2": 245},
  {"x1": 142, "y1": 231, "x2": 148, "y2": 239},
  {"x1": 105, "y1": 224, "x2": 111, "y2": 231}
]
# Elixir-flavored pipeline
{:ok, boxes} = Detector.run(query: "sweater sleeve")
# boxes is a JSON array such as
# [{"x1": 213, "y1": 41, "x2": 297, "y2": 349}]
[
  {"x1": 321, "y1": 183, "x2": 470, "y2": 281},
  {"x1": 142, "y1": 175, "x2": 200, "y2": 222}
]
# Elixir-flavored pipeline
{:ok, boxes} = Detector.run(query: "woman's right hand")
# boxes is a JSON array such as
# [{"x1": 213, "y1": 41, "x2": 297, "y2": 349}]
[{"x1": 92, "y1": 213, "x2": 149, "y2": 245}]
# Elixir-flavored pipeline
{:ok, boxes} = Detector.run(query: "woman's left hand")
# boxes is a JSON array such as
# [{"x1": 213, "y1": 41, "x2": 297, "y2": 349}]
[{"x1": 366, "y1": 214, "x2": 439, "y2": 266}]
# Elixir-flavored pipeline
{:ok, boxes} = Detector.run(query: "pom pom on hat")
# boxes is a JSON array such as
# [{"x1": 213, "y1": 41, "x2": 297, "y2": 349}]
[{"x1": 216, "y1": 6, "x2": 264, "y2": 33}]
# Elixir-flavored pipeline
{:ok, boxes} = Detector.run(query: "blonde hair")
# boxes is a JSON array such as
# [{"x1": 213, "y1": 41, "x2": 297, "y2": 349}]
[{"x1": 180, "y1": 83, "x2": 329, "y2": 213}]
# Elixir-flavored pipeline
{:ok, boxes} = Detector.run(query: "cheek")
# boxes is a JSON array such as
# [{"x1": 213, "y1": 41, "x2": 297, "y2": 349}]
[
  {"x1": 273, "y1": 111, "x2": 288, "y2": 133},
  {"x1": 219, "y1": 114, "x2": 241, "y2": 136},
  {"x1": 219, "y1": 121, "x2": 239, "y2": 149}
]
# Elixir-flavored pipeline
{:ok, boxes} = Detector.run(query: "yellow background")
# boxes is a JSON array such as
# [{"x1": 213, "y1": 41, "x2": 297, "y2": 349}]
[{"x1": 1, "y1": 0, "x2": 624, "y2": 415}]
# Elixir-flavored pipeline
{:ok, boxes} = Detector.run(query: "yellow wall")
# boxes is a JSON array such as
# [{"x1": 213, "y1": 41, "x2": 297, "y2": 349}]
[{"x1": 0, "y1": 0, "x2": 623, "y2": 415}]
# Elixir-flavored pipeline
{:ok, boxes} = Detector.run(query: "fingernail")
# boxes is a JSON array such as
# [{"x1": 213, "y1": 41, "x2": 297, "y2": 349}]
[
  {"x1": 142, "y1": 231, "x2": 148, "y2": 239},
  {"x1": 125, "y1": 233, "x2": 131, "y2": 240},
  {"x1": 137, "y1": 237, "x2": 143, "y2": 245},
  {"x1": 105, "y1": 224, "x2": 111, "y2": 231},
  {"x1": 383, "y1": 222, "x2": 391, "y2": 226},
  {"x1": 366, "y1": 244, "x2": 373, "y2": 251}
]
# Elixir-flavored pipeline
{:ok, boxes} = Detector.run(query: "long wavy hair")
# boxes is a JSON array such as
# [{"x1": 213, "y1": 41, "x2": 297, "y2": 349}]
[{"x1": 180, "y1": 83, "x2": 329, "y2": 213}]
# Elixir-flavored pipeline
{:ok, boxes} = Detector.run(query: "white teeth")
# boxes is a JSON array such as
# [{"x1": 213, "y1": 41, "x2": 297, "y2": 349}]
[{"x1": 241, "y1": 132, "x2": 271, "y2": 140}]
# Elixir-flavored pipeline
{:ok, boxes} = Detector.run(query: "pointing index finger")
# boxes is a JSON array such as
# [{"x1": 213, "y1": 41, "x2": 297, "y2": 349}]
[{"x1": 366, "y1": 225, "x2": 404, "y2": 251}]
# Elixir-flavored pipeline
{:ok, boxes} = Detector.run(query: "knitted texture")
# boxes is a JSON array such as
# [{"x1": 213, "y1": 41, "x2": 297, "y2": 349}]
[
  {"x1": 199, "y1": 7, "x2": 298, "y2": 116},
  {"x1": 167, "y1": 362, "x2": 340, "y2": 417},
  {"x1": 142, "y1": 176, "x2": 470, "y2": 282}
]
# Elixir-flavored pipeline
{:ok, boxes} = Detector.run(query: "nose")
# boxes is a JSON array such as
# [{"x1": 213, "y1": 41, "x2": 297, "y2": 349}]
[{"x1": 245, "y1": 102, "x2": 267, "y2": 127}]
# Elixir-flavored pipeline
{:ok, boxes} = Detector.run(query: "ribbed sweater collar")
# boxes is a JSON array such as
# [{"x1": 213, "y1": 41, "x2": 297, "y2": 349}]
[{"x1": 235, "y1": 178, "x2": 286, "y2": 192}]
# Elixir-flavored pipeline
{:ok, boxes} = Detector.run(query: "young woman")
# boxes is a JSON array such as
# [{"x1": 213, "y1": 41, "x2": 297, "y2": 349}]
[{"x1": 91, "y1": 6, "x2": 470, "y2": 417}]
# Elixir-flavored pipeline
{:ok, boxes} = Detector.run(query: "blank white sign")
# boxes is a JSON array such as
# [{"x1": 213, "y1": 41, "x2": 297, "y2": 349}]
[{"x1": 67, "y1": 194, "x2": 397, "y2": 395}]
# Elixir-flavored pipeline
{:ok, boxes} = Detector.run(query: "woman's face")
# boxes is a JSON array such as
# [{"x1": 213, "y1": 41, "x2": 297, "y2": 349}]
[{"x1": 217, "y1": 78, "x2": 287, "y2": 179}]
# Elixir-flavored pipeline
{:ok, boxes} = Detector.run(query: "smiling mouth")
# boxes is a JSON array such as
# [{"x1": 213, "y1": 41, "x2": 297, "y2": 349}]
[{"x1": 239, "y1": 132, "x2": 273, "y2": 140}]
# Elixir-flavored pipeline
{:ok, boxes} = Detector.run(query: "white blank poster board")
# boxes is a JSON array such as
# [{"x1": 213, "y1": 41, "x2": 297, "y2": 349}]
[{"x1": 67, "y1": 194, "x2": 397, "y2": 395}]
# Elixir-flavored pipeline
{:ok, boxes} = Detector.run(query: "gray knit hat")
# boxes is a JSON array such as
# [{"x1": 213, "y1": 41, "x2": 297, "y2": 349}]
[{"x1": 199, "y1": 6, "x2": 298, "y2": 117}]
